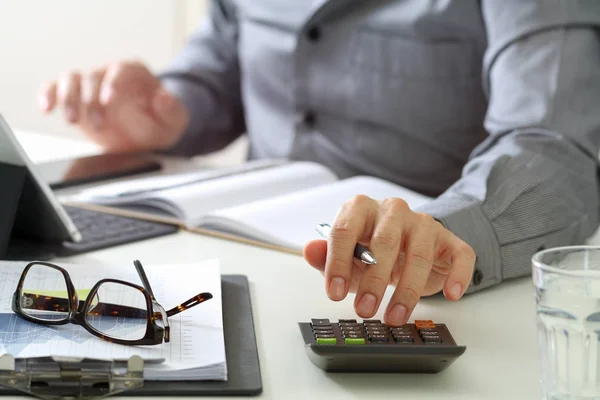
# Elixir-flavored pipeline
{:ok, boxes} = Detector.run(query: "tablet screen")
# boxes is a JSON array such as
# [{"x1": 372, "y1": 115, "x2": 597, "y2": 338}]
[{"x1": 0, "y1": 114, "x2": 81, "y2": 243}]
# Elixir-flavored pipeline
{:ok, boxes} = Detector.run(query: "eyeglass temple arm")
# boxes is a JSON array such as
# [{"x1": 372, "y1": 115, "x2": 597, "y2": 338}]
[
  {"x1": 21, "y1": 290, "x2": 213, "y2": 321},
  {"x1": 133, "y1": 260, "x2": 213, "y2": 319},
  {"x1": 133, "y1": 260, "x2": 156, "y2": 299},
  {"x1": 164, "y1": 292, "x2": 213, "y2": 318}
]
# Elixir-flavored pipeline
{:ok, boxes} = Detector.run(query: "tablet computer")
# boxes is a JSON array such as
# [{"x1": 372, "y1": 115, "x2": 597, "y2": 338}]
[{"x1": 0, "y1": 113, "x2": 81, "y2": 244}]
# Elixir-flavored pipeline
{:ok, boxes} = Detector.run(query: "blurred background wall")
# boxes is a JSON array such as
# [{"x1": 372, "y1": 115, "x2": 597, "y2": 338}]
[{"x1": 0, "y1": 0, "x2": 207, "y2": 138}]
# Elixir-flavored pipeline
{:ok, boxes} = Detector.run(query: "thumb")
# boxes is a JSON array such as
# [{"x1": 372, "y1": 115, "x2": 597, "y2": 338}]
[
  {"x1": 152, "y1": 88, "x2": 189, "y2": 134},
  {"x1": 303, "y1": 239, "x2": 328, "y2": 273}
]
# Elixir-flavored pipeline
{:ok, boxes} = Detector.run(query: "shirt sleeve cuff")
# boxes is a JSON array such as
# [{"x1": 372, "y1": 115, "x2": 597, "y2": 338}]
[
  {"x1": 414, "y1": 193, "x2": 502, "y2": 294},
  {"x1": 158, "y1": 76, "x2": 217, "y2": 157}
]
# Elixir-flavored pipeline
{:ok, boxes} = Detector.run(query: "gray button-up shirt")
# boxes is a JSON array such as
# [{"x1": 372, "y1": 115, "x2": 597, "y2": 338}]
[{"x1": 161, "y1": 0, "x2": 600, "y2": 294}]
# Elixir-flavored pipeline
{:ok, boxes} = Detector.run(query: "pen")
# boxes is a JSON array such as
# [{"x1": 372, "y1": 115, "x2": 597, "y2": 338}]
[{"x1": 315, "y1": 223, "x2": 377, "y2": 265}]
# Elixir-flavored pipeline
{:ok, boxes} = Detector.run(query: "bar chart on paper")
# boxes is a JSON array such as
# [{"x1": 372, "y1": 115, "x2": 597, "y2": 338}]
[{"x1": 0, "y1": 260, "x2": 228, "y2": 381}]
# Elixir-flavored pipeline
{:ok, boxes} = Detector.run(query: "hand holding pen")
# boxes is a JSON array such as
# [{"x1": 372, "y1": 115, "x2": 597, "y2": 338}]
[
  {"x1": 315, "y1": 223, "x2": 377, "y2": 265},
  {"x1": 303, "y1": 195, "x2": 476, "y2": 327}
]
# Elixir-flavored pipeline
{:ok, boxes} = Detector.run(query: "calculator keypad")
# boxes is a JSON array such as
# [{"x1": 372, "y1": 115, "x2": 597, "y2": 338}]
[{"x1": 310, "y1": 319, "x2": 451, "y2": 345}]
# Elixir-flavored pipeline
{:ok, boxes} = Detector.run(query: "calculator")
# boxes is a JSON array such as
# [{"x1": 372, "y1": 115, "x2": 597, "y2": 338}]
[{"x1": 298, "y1": 318, "x2": 466, "y2": 373}]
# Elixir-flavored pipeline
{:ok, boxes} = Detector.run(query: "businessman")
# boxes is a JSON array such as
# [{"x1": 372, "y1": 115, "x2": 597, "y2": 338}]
[{"x1": 38, "y1": 1, "x2": 600, "y2": 326}]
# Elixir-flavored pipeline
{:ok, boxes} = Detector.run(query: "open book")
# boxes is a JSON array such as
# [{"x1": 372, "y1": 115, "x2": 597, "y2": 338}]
[
  {"x1": 63, "y1": 160, "x2": 433, "y2": 254},
  {"x1": 0, "y1": 258, "x2": 226, "y2": 381}
]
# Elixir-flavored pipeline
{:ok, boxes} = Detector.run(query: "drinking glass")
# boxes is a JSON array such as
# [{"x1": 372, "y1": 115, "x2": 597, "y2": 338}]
[{"x1": 532, "y1": 245, "x2": 600, "y2": 400}]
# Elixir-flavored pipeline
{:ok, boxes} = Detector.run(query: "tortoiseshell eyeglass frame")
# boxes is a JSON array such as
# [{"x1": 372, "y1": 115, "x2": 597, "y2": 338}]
[{"x1": 11, "y1": 260, "x2": 213, "y2": 346}]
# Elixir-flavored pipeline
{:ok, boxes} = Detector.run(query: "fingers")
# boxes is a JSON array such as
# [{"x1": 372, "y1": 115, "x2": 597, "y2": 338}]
[
  {"x1": 39, "y1": 67, "x2": 105, "y2": 128},
  {"x1": 100, "y1": 60, "x2": 154, "y2": 104},
  {"x1": 38, "y1": 81, "x2": 57, "y2": 113},
  {"x1": 151, "y1": 89, "x2": 189, "y2": 138},
  {"x1": 354, "y1": 198, "x2": 405, "y2": 318},
  {"x1": 383, "y1": 216, "x2": 475, "y2": 326},
  {"x1": 37, "y1": 60, "x2": 189, "y2": 152},
  {"x1": 325, "y1": 195, "x2": 376, "y2": 302},
  {"x1": 384, "y1": 213, "x2": 437, "y2": 326},
  {"x1": 81, "y1": 68, "x2": 107, "y2": 131},
  {"x1": 56, "y1": 72, "x2": 81, "y2": 123},
  {"x1": 441, "y1": 233, "x2": 476, "y2": 300},
  {"x1": 315, "y1": 192, "x2": 476, "y2": 326},
  {"x1": 100, "y1": 61, "x2": 188, "y2": 149}
]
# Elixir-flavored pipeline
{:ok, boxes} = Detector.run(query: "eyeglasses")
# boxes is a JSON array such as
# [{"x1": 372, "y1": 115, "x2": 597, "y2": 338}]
[{"x1": 11, "y1": 260, "x2": 212, "y2": 346}]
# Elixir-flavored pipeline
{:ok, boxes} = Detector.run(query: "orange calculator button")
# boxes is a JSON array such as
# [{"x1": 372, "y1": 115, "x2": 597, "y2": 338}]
[{"x1": 415, "y1": 320, "x2": 436, "y2": 329}]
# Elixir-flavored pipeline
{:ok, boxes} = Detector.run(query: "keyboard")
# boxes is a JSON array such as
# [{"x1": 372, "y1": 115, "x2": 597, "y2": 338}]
[
  {"x1": 59, "y1": 205, "x2": 179, "y2": 255},
  {"x1": 5, "y1": 206, "x2": 178, "y2": 260}
]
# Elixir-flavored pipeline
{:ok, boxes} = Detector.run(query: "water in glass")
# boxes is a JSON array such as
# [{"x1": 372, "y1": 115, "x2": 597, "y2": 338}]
[{"x1": 534, "y1": 246, "x2": 600, "y2": 400}]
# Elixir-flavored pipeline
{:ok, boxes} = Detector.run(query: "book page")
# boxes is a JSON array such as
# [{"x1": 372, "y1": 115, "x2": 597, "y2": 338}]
[
  {"x1": 0, "y1": 259, "x2": 226, "y2": 381},
  {"x1": 200, "y1": 175, "x2": 433, "y2": 251},
  {"x1": 179, "y1": 161, "x2": 338, "y2": 226},
  {"x1": 62, "y1": 158, "x2": 287, "y2": 217},
  {"x1": 65, "y1": 161, "x2": 338, "y2": 227}
]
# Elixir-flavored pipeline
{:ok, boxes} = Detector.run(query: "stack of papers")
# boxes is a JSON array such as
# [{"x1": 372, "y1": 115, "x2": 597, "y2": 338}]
[{"x1": 0, "y1": 259, "x2": 226, "y2": 381}]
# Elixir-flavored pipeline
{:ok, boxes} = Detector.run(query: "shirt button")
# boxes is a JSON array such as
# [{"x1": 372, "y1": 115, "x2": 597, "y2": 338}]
[
  {"x1": 296, "y1": 111, "x2": 316, "y2": 129},
  {"x1": 472, "y1": 269, "x2": 483, "y2": 286},
  {"x1": 306, "y1": 25, "x2": 321, "y2": 41},
  {"x1": 303, "y1": 111, "x2": 316, "y2": 127}
]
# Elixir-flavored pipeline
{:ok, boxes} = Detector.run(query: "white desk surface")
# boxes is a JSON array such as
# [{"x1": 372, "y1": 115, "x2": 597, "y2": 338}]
[{"x1": 11, "y1": 130, "x2": 600, "y2": 400}]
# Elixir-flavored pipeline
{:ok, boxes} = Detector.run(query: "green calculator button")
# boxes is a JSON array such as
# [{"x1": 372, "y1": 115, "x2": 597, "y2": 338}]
[
  {"x1": 345, "y1": 338, "x2": 366, "y2": 345},
  {"x1": 316, "y1": 337, "x2": 337, "y2": 345}
]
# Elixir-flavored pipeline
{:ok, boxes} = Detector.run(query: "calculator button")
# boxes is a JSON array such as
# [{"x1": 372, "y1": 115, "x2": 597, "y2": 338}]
[
  {"x1": 311, "y1": 318, "x2": 331, "y2": 326},
  {"x1": 391, "y1": 328, "x2": 412, "y2": 335},
  {"x1": 394, "y1": 335, "x2": 415, "y2": 343},
  {"x1": 341, "y1": 325, "x2": 362, "y2": 330},
  {"x1": 342, "y1": 325, "x2": 363, "y2": 331},
  {"x1": 344, "y1": 333, "x2": 366, "y2": 339},
  {"x1": 344, "y1": 337, "x2": 366, "y2": 345},
  {"x1": 368, "y1": 328, "x2": 389, "y2": 335},
  {"x1": 316, "y1": 337, "x2": 337, "y2": 344},
  {"x1": 338, "y1": 319, "x2": 357, "y2": 323},
  {"x1": 365, "y1": 323, "x2": 385, "y2": 329},
  {"x1": 420, "y1": 331, "x2": 440, "y2": 336},
  {"x1": 366, "y1": 323, "x2": 386, "y2": 328},
  {"x1": 369, "y1": 335, "x2": 389, "y2": 343},
  {"x1": 422, "y1": 336, "x2": 442, "y2": 343},
  {"x1": 363, "y1": 320, "x2": 382, "y2": 325},
  {"x1": 313, "y1": 325, "x2": 334, "y2": 331},
  {"x1": 313, "y1": 329, "x2": 334, "y2": 335},
  {"x1": 342, "y1": 329, "x2": 365, "y2": 336},
  {"x1": 315, "y1": 333, "x2": 336, "y2": 338},
  {"x1": 415, "y1": 320, "x2": 436, "y2": 329}
]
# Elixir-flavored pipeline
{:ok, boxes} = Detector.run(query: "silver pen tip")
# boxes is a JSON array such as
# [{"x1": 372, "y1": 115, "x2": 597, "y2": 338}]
[{"x1": 361, "y1": 251, "x2": 377, "y2": 265}]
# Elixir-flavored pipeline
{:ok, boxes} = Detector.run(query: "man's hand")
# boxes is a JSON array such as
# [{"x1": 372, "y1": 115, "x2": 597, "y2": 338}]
[
  {"x1": 303, "y1": 195, "x2": 476, "y2": 326},
  {"x1": 38, "y1": 61, "x2": 189, "y2": 153}
]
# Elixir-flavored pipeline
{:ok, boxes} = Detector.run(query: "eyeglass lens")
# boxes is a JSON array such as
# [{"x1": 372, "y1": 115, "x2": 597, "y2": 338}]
[
  {"x1": 19, "y1": 264, "x2": 151, "y2": 342},
  {"x1": 85, "y1": 282, "x2": 149, "y2": 341},
  {"x1": 20, "y1": 263, "x2": 70, "y2": 322}
]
